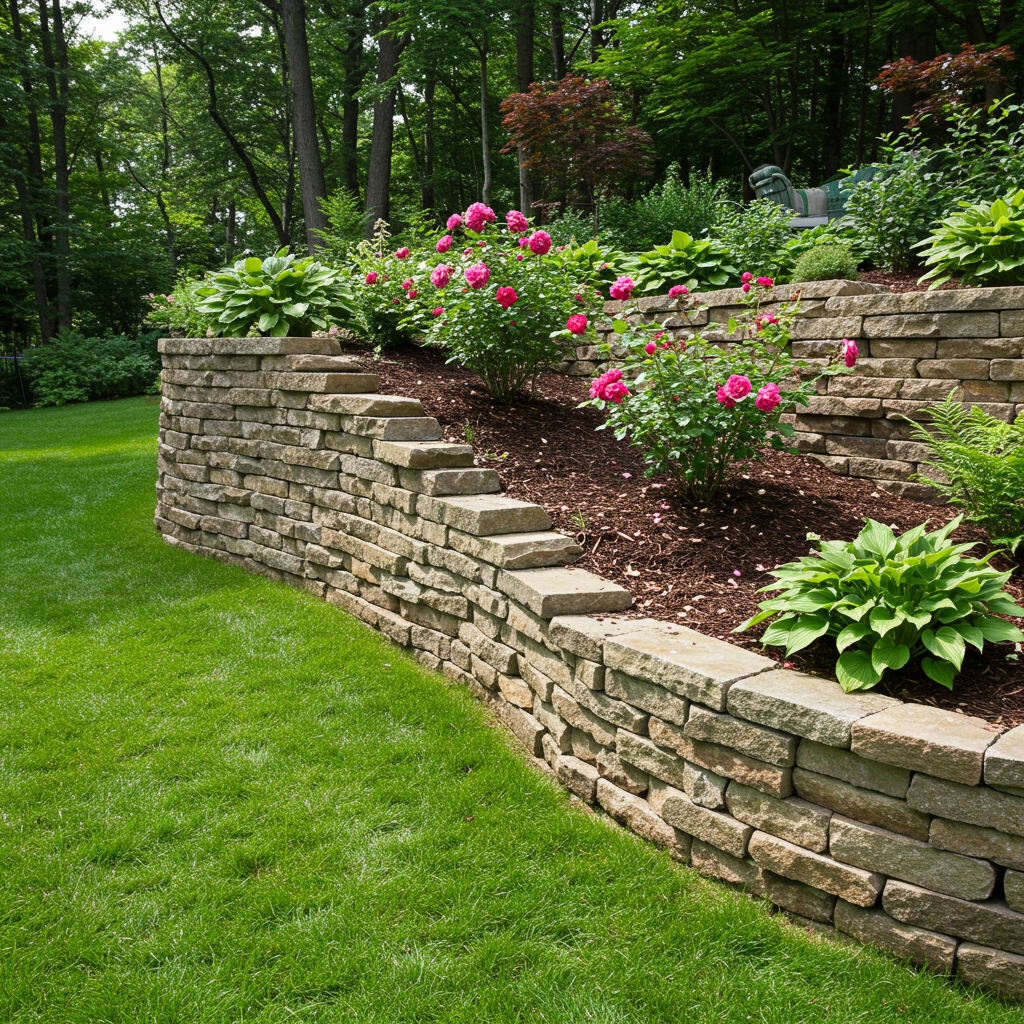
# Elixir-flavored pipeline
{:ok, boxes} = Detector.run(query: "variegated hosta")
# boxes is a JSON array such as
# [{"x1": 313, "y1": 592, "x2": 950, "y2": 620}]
[{"x1": 736, "y1": 517, "x2": 1024, "y2": 692}]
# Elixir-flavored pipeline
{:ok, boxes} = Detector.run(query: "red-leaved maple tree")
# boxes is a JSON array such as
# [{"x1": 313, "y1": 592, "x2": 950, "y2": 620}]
[
  {"x1": 500, "y1": 76, "x2": 653, "y2": 222},
  {"x1": 875, "y1": 42, "x2": 1016, "y2": 127}
]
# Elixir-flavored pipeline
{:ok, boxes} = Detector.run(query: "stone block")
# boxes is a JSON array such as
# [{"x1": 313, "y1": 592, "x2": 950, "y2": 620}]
[
  {"x1": 790, "y1": 316, "x2": 863, "y2": 340},
  {"x1": 596, "y1": 780, "x2": 691, "y2": 861},
  {"x1": 863, "y1": 312, "x2": 1000, "y2": 338},
  {"x1": 725, "y1": 781, "x2": 831, "y2": 852},
  {"x1": 986, "y1": 724, "x2": 1024, "y2": 789},
  {"x1": 795, "y1": 739, "x2": 910, "y2": 797},
  {"x1": 415, "y1": 493, "x2": 551, "y2": 536},
  {"x1": 762, "y1": 870, "x2": 837, "y2": 924},
  {"x1": 398, "y1": 467, "x2": 500, "y2": 496},
  {"x1": 684, "y1": 763, "x2": 728, "y2": 809},
  {"x1": 1003, "y1": 309, "x2": 1024, "y2": 334},
  {"x1": 930, "y1": 817, "x2": 1024, "y2": 872},
  {"x1": 547, "y1": 614, "x2": 657, "y2": 662},
  {"x1": 458, "y1": 621, "x2": 519, "y2": 675},
  {"x1": 690, "y1": 839, "x2": 764, "y2": 891},
  {"x1": 1007, "y1": 870, "x2": 1024, "y2": 913},
  {"x1": 897, "y1": 378, "x2": 962, "y2": 401},
  {"x1": 550, "y1": 686, "x2": 617, "y2": 748},
  {"x1": 597, "y1": 749, "x2": 649, "y2": 795},
  {"x1": 534, "y1": 697, "x2": 572, "y2": 753},
  {"x1": 574, "y1": 659, "x2": 605, "y2": 691},
  {"x1": 917, "y1": 358, "x2": 992, "y2": 379},
  {"x1": 497, "y1": 567, "x2": 633, "y2": 617},
  {"x1": 883, "y1": 879, "x2": 1024, "y2": 956},
  {"x1": 992, "y1": 359, "x2": 1024, "y2": 380},
  {"x1": 449, "y1": 529, "x2": 582, "y2": 570},
  {"x1": 371, "y1": 439, "x2": 475, "y2": 469},
  {"x1": 748, "y1": 831, "x2": 885, "y2": 907},
  {"x1": 573, "y1": 677, "x2": 649, "y2": 733},
  {"x1": 827, "y1": 376, "x2": 902, "y2": 399},
  {"x1": 337, "y1": 415, "x2": 443, "y2": 440},
  {"x1": 660, "y1": 790, "x2": 754, "y2": 859},
  {"x1": 792, "y1": 414, "x2": 872, "y2": 436},
  {"x1": 868, "y1": 340, "x2": 937, "y2": 359},
  {"x1": 727, "y1": 670, "x2": 899, "y2": 749},
  {"x1": 793, "y1": 768, "x2": 929, "y2": 842},
  {"x1": 957, "y1": 943, "x2": 1024, "y2": 1000},
  {"x1": 851, "y1": 704, "x2": 999, "y2": 786},
  {"x1": 802, "y1": 396, "x2": 884, "y2": 418},
  {"x1": 810, "y1": 454, "x2": 850, "y2": 475},
  {"x1": 521, "y1": 662, "x2": 555, "y2": 702},
  {"x1": 907, "y1": 772, "x2": 1024, "y2": 837},
  {"x1": 884, "y1": 439, "x2": 932, "y2": 462},
  {"x1": 830, "y1": 815, "x2": 996, "y2": 900},
  {"x1": 824, "y1": 435, "x2": 888, "y2": 458},
  {"x1": 848, "y1": 457, "x2": 915, "y2": 480},
  {"x1": 616, "y1": 729, "x2": 687, "y2": 789},
  {"x1": 605, "y1": 669, "x2": 689, "y2": 727},
  {"x1": 937, "y1": 337, "x2": 1023, "y2": 358},
  {"x1": 833, "y1": 902, "x2": 956, "y2": 973},
  {"x1": 308, "y1": 391, "x2": 417, "y2": 415},
  {"x1": 556, "y1": 754, "x2": 599, "y2": 803},
  {"x1": 603, "y1": 624, "x2": 774, "y2": 713}
]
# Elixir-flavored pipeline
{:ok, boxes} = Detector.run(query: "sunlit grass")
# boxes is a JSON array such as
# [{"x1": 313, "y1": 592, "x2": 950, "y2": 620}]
[{"x1": 0, "y1": 397, "x2": 1017, "y2": 1022}]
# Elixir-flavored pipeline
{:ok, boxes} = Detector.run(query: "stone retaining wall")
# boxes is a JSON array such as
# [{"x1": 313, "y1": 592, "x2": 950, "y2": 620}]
[
  {"x1": 559, "y1": 281, "x2": 1024, "y2": 501},
  {"x1": 157, "y1": 334, "x2": 1024, "y2": 999}
]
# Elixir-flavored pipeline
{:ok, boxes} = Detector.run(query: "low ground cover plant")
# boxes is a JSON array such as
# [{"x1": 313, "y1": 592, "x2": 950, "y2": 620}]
[
  {"x1": 196, "y1": 248, "x2": 355, "y2": 337},
  {"x1": 907, "y1": 391, "x2": 1024, "y2": 556},
  {"x1": 738, "y1": 517, "x2": 1024, "y2": 691},
  {"x1": 791, "y1": 242, "x2": 860, "y2": 282},
  {"x1": 582, "y1": 277, "x2": 858, "y2": 503},
  {"x1": 21, "y1": 332, "x2": 159, "y2": 406}
]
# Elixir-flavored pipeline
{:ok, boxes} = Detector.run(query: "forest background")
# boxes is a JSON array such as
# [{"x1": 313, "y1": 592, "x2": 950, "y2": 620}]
[{"x1": 1, "y1": 0, "x2": 1022, "y2": 351}]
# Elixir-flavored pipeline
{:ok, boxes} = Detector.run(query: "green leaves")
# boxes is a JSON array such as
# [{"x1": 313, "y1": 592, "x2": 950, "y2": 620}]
[{"x1": 739, "y1": 516, "x2": 1024, "y2": 693}]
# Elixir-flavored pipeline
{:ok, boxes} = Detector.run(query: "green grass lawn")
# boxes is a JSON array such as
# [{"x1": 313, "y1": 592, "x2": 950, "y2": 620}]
[{"x1": 0, "y1": 396, "x2": 1017, "y2": 1023}]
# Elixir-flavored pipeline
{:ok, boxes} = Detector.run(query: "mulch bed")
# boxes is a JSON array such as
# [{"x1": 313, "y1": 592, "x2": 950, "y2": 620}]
[
  {"x1": 358, "y1": 343, "x2": 1024, "y2": 728},
  {"x1": 858, "y1": 269, "x2": 964, "y2": 293}
]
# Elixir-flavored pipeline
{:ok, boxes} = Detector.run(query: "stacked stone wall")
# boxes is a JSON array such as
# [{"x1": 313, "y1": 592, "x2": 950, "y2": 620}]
[
  {"x1": 559, "y1": 281, "x2": 1024, "y2": 500},
  {"x1": 157, "y1": 334, "x2": 1024, "y2": 999}
]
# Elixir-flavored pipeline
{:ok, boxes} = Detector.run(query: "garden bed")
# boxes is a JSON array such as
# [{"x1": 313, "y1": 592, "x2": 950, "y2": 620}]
[{"x1": 362, "y1": 342, "x2": 1024, "y2": 727}]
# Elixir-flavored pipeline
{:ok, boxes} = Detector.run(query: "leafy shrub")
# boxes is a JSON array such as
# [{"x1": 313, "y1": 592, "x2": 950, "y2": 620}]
[
  {"x1": 712, "y1": 199, "x2": 793, "y2": 281},
  {"x1": 791, "y1": 243, "x2": 860, "y2": 282},
  {"x1": 907, "y1": 391, "x2": 1024, "y2": 556},
  {"x1": 600, "y1": 164, "x2": 729, "y2": 251},
  {"x1": 21, "y1": 333, "x2": 160, "y2": 407},
  {"x1": 144, "y1": 278, "x2": 212, "y2": 338},
  {"x1": 196, "y1": 248, "x2": 355, "y2": 337},
  {"x1": 738, "y1": 517, "x2": 1024, "y2": 691},
  {"x1": 627, "y1": 230, "x2": 736, "y2": 294},
  {"x1": 782, "y1": 223, "x2": 869, "y2": 268},
  {"x1": 844, "y1": 161, "x2": 957, "y2": 271},
  {"x1": 551, "y1": 238, "x2": 634, "y2": 291},
  {"x1": 317, "y1": 188, "x2": 372, "y2": 258},
  {"x1": 581, "y1": 280, "x2": 856, "y2": 503},
  {"x1": 916, "y1": 188, "x2": 1024, "y2": 288},
  {"x1": 543, "y1": 207, "x2": 596, "y2": 247}
]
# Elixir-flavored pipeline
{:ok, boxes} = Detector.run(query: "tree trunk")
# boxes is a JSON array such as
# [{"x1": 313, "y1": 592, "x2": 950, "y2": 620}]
[
  {"x1": 478, "y1": 30, "x2": 492, "y2": 205},
  {"x1": 280, "y1": 0, "x2": 330, "y2": 253},
  {"x1": 364, "y1": 16, "x2": 407, "y2": 231},
  {"x1": 515, "y1": 0, "x2": 535, "y2": 215},
  {"x1": 226, "y1": 199, "x2": 236, "y2": 262},
  {"x1": 38, "y1": 0, "x2": 71, "y2": 335},
  {"x1": 422, "y1": 72, "x2": 435, "y2": 213},
  {"x1": 341, "y1": 2, "x2": 365, "y2": 200},
  {"x1": 550, "y1": 4, "x2": 566, "y2": 79}
]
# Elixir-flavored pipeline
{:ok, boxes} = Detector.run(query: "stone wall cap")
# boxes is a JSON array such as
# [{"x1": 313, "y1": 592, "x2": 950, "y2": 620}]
[
  {"x1": 727, "y1": 670, "x2": 899, "y2": 749},
  {"x1": 851, "y1": 704, "x2": 999, "y2": 786},
  {"x1": 159, "y1": 336, "x2": 341, "y2": 356},
  {"x1": 497, "y1": 566, "x2": 634, "y2": 618},
  {"x1": 547, "y1": 614, "x2": 660, "y2": 662},
  {"x1": 985, "y1": 724, "x2": 1024, "y2": 790}
]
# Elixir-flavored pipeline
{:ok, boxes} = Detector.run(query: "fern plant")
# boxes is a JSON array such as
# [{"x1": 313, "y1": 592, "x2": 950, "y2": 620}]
[{"x1": 907, "y1": 392, "x2": 1024, "y2": 556}]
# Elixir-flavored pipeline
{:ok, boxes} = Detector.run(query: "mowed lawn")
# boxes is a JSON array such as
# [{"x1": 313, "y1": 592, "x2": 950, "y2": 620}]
[{"x1": 0, "y1": 396, "x2": 1017, "y2": 1023}]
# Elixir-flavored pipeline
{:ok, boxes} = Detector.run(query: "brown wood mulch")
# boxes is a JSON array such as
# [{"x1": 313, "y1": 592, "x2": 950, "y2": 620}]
[
  {"x1": 359, "y1": 343, "x2": 1024, "y2": 728},
  {"x1": 857, "y1": 269, "x2": 964, "y2": 293}
]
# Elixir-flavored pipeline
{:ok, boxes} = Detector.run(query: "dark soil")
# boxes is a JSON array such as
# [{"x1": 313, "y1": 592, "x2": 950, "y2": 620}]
[
  {"x1": 858, "y1": 269, "x2": 965, "y2": 293},
  {"x1": 360, "y1": 343, "x2": 1024, "y2": 727}
]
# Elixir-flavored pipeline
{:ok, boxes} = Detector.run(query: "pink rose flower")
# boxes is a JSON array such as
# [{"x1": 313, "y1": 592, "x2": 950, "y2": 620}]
[
  {"x1": 668, "y1": 285, "x2": 689, "y2": 296},
  {"x1": 519, "y1": 237, "x2": 529, "y2": 248},
  {"x1": 430, "y1": 264, "x2": 452, "y2": 288},
  {"x1": 609, "y1": 275, "x2": 634, "y2": 300},
  {"x1": 433, "y1": 307, "x2": 444, "y2": 316},
  {"x1": 436, "y1": 235, "x2": 453, "y2": 253},
  {"x1": 756, "y1": 313, "x2": 779, "y2": 332},
  {"x1": 396, "y1": 247, "x2": 409, "y2": 259},
  {"x1": 566, "y1": 314, "x2": 588, "y2": 335},
  {"x1": 464, "y1": 202, "x2": 496, "y2": 233},
  {"x1": 755, "y1": 383, "x2": 781, "y2": 412},
  {"x1": 841, "y1": 338, "x2": 858, "y2": 367},
  {"x1": 528, "y1": 230, "x2": 552, "y2": 255},
  {"x1": 644, "y1": 341, "x2": 656, "y2": 354},
  {"x1": 589, "y1": 368, "x2": 623, "y2": 400},
  {"x1": 741, "y1": 283, "x2": 751, "y2": 293},
  {"x1": 408, "y1": 289, "x2": 417, "y2": 299},
  {"x1": 496, "y1": 287, "x2": 517, "y2": 309},
  {"x1": 365, "y1": 271, "x2": 378, "y2": 285},
  {"x1": 604, "y1": 381, "x2": 630, "y2": 404},
  {"x1": 516, "y1": 254, "x2": 523, "y2": 260},
  {"x1": 392, "y1": 297, "x2": 400, "y2": 304},
  {"x1": 716, "y1": 386, "x2": 736, "y2": 409},
  {"x1": 401, "y1": 278, "x2": 412, "y2": 290},
  {"x1": 724, "y1": 374, "x2": 752, "y2": 400},
  {"x1": 506, "y1": 210, "x2": 529, "y2": 232},
  {"x1": 464, "y1": 262, "x2": 490, "y2": 289},
  {"x1": 447, "y1": 213, "x2": 463, "y2": 230},
  {"x1": 741, "y1": 272, "x2": 753, "y2": 284},
  {"x1": 757, "y1": 276, "x2": 774, "y2": 287}
]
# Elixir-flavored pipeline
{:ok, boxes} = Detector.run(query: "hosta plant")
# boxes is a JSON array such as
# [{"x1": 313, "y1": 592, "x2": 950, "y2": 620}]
[
  {"x1": 196, "y1": 248, "x2": 355, "y2": 337},
  {"x1": 627, "y1": 229, "x2": 736, "y2": 294},
  {"x1": 916, "y1": 188, "x2": 1024, "y2": 288},
  {"x1": 737, "y1": 517, "x2": 1024, "y2": 692}
]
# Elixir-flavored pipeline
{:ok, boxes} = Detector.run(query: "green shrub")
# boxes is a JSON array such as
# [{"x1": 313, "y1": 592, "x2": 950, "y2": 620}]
[
  {"x1": 196, "y1": 248, "x2": 356, "y2": 337},
  {"x1": 916, "y1": 188, "x2": 1024, "y2": 288},
  {"x1": 628, "y1": 230, "x2": 736, "y2": 294},
  {"x1": 317, "y1": 187, "x2": 372, "y2": 259},
  {"x1": 844, "y1": 161, "x2": 957, "y2": 271},
  {"x1": 738, "y1": 517, "x2": 1024, "y2": 692},
  {"x1": 907, "y1": 391, "x2": 1024, "y2": 556},
  {"x1": 544, "y1": 207, "x2": 595, "y2": 247},
  {"x1": 791, "y1": 243, "x2": 860, "y2": 282},
  {"x1": 21, "y1": 333, "x2": 160, "y2": 407},
  {"x1": 551, "y1": 238, "x2": 633, "y2": 290},
  {"x1": 712, "y1": 199, "x2": 793, "y2": 281},
  {"x1": 144, "y1": 278, "x2": 212, "y2": 338}
]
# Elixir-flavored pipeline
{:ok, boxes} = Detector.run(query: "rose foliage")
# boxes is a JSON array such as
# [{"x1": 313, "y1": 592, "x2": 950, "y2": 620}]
[{"x1": 581, "y1": 281, "x2": 857, "y2": 503}]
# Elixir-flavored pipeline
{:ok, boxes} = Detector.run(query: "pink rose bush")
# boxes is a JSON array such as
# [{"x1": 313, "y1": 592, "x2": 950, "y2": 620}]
[
  {"x1": 365, "y1": 271, "x2": 378, "y2": 285},
  {"x1": 496, "y1": 287, "x2": 517, "y2": 309},
  {"x1": 464, "y1": 263, "x2": 490, "y2": 289},
  {"x1": 395, "y1": 247, "x2": 409, "y2": 259},
  {"x1": 566, "y1": 314, "x2": 588, "y2": 335},
  {"x1": 464, "y1": 202, "x2": 496, "y2": 233},
  {"x1": 447, "y1": 214, "x2": 463, "y2": 230},
  {"x1": 527, "y1": 230, "x2": 551, "y2": 255},
  {"x1": 609, "y1": 276, "x2": 634, "y2": 300},
  {"x1": 581, "y1": 273, "x2": 863, "y2": 502},
  {"x1": 506, "y1": 210, "x2": 529, "y2": 233},
  {"x1": 668, "y1": 285, "x2": 689, "y2": 297},
  {"x1": 436, "y1": 235, "x2": 453, "y2": 253},
  {"x1": 431, "y1": 264, "x2": 452, "y2": 289}
]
